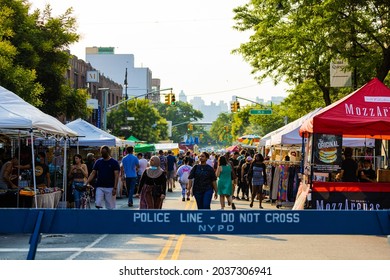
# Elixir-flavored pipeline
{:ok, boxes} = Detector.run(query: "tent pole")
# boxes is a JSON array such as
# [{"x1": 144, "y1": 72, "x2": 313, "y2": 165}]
[
  {"x1": 30, "y1": 131, "x2": 37, "y2": 208},
  {"x1": 382, "y1": 140, "x2": 389, "y2": 169},
  {"x1": 16, "y1": 131, "x2": 21, "y2": 208},
  {"x1": 63, "y1": 137, "x2": 68, "y2": 204},
  {"x1": 300, "y1": 135, "x2": 305, "y2": 174}
]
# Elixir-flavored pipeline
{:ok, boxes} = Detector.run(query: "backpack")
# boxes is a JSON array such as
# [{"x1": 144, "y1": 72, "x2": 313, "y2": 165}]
[{"x1": 180, "y1": 170, "x2": 190, "y2": 184}]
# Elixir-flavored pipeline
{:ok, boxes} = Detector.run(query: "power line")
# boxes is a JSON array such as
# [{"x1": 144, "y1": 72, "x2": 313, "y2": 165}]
[
  {"x1": 184, "y1": 83, "x2": 272, "y2": 97},
  {"x1": 81, "y1": 17, "x2": 232, "y2": 26}
]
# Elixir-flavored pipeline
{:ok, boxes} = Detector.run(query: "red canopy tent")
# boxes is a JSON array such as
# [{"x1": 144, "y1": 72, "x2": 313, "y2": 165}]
[
  {"x1": 297, "y1": 78, "x2": 390, "y2": 210},
  {"x1": 300, "y1": 78, "x2": 390, "y2": 139}
]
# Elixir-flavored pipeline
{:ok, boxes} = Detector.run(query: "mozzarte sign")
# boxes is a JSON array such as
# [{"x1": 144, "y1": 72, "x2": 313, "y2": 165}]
[{"x1": 312, "y1": 182, "x2": 390, "y2": 210}]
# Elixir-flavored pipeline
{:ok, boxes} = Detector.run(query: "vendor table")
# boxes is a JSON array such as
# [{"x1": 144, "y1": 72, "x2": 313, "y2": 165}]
[
  {"x1": 0, "y1": 190, "x2": 62, "y2": 208},
  {"x1": 33, "y1": 191, "x2": 62, "y2": 208},
  {"x1": 312, "y1": 181, "x2": 390, "y2": 210}
]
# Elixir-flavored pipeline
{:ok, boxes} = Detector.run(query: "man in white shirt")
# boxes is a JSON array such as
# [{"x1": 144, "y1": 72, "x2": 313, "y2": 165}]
[{"x1": 135, "y1": 153, "x2": 148, "y2": 197}]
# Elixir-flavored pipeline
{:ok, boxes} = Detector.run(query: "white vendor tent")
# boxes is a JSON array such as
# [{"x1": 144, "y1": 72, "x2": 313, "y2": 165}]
[
  {"x1": 343, "y1": 138, "x2": 375, "y2": 147},
  {"x1": 154, "y1": 143, "x2": 179, "y2": 154},
  {"x1": 0, "y1": 106, "x2": 32, "y2": 129},
  {"x1": 270, "y1": 108, "x2": 322, "y2": 146},
  {"x1": 0, "y1": 85, "x2": 78, "y2": 207},
  {"x1": 258, "y1": 126, "x2": 286, "y2": 148},
  {"x1": 0, "y1": 86, "x2": 78, "y2": 137},
  {"x1": 269, "y1": 108, "x2": 375, "y2": 148},
  {"x1": 66, "y1": 118, "x2": 133, "y2": 147}
]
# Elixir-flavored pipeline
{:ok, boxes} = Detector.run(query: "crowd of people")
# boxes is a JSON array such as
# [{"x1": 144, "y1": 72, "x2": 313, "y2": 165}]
[
  {"x1": 0, "y1": 144, "x2": 271, "y2": 210},
  {"x1": 77, "y1": 146, "x2": 270, "y2": 210},
  {"x1": 2, "y1": 143, "x2": 379, "y2": 210}
]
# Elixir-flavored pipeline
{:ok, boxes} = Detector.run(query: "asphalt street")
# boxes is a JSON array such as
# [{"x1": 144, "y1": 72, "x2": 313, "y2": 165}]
[{"x1": 0, "y1": 181, "x2": 389, "y2": 260}]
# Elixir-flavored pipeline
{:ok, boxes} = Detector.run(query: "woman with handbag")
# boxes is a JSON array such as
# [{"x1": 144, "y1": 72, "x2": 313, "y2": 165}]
[
  {"x1": 138, "y1": 155, "x2": 167, "y2": 209},
  {"x1": 68, "y1": 154, "x2": 88, "y2": 208}
]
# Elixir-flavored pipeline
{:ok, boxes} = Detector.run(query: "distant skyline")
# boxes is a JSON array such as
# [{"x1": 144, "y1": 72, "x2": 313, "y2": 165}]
[
  {"x1": 29, "y1": 0, "x2": 290, "y2": 106},
  {"x1": 178, "y1": 90, "x2": 285, "y2": 123}
]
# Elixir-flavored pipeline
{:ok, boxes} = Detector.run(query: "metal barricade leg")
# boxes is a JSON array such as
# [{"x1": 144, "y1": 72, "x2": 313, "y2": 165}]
[{"x1": 27, "y1": 210, "x2": 44, "y2": 260}]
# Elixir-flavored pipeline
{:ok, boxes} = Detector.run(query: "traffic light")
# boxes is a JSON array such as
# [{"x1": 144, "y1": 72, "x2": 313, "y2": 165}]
[
  {"x1": 230, "y1": 101, "x2": 236, "y2": 113},
  {"x1": 236, "y1": 101, "x2": 240, "y2": 112},
  {"x1": 164, "y1": 94, "x2": 171, "y2": 105},
  {"x1": 171, "y1": 94, "x2": 176, "y2": 105},
  {"x1": 188, "y1": 123, "x2": 193, "y2": 131}
]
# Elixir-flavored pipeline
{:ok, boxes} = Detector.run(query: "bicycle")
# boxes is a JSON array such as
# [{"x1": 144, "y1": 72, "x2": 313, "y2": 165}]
[{"x1": 80, "y1": 185, "x2": 93, "y2": 209}]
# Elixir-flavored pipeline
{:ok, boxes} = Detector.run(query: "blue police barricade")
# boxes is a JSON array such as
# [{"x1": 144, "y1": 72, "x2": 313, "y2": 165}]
[{"x1": 0, "y1": 209, "x2": 389, "y2": 260}]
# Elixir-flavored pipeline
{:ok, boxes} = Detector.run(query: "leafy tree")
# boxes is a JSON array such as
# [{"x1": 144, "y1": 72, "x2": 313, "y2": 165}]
[
  {"x1": 210, "y1": 112, "x2": 233, "y2": 145},
  {"x1": 233, "y1": 0, "x2": 390, "y2": 107},
  {"x1": 220, "y1": 103, "x2": 290, "y2": 141},
  {"x1": 231, "y1": 108, "x2": 251, "y2": 138},
  {"x1": 0, "y1": 1, "x2": 88, "y2": 119},
  {"x1": 0, "y1": 0, "x2": 43, "y2": 105},
  {"x1": 155, "y1": 101, "x2": 203, "y2": 143},
  {"x1": 107, "y1": 99, "x2": 168, "y2": 143},
  {"x1": 196, "y1": 130, "x2": 214, "y2": 147},
  {"x1": 238, "y1": 104, "x2": 287, "y2": 136},
  {"x1": 64, "y1": 88, "x2": 91, "y2": 120}
]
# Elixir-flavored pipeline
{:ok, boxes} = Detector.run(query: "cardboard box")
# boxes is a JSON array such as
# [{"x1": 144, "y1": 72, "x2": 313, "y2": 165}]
[{"x1": 377, "y1": 169, "x2": 390, "y2": 182}]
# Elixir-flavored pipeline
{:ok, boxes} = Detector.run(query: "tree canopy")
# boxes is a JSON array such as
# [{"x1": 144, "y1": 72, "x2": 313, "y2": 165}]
[
  {"x1": 0, "y1": 0, "x2": 89, "y2": 119},
  {"x1": 107, "y1": 99, "x2": 169, "y2": 143},
  {"x1": 233, "y1": 0, "x2": 390, "y2": 108},
  {"x1": 155, "y1": 101, "x2": 203, "y2": 143}
]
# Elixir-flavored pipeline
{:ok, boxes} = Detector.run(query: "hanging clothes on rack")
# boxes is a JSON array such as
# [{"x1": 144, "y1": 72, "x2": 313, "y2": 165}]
[
  {"x1": 271, "y1": 164, "x2": 280, "y2": 200},
  {"x1": 287, "y1": 165, "x2": 300, "y2": 202},
  {"x1": 267, "y1": 161, "x2": 301, "y2": 208},
  {"x1": 277, "y1": 164, "x2": 289, "y2": 202}
]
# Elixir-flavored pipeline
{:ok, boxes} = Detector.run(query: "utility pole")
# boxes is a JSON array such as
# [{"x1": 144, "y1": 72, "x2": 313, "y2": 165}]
[
  {"x1": 124, "y1": 68, "x2": 128, "y2": 100},
  {"x1": 124, "y1": 68, "x2": 128, "y2": 124}
]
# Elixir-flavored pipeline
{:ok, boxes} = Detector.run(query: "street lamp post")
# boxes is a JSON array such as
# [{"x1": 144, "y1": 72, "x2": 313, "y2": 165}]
[{"x1": 98, "y1": 87, "x2": 109, "y2": 131}]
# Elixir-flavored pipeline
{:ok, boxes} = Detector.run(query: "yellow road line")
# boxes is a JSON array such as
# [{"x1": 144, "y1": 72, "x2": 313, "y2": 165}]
[
  {"x1": 171, "y1": 200, "x2": 196, "y2": 260},
  {"x1": 158, "y1": 199, "x2": 196, "y2": 260},
  {"x1": 171, "y1": 234, "x2": 186, "y2": 260},
  {"x1": 185, "y1": 199, "x2": 193, "y2": 210},
  {"x1": 157, "y1": 234, "x2": 176, "y2": 260}
]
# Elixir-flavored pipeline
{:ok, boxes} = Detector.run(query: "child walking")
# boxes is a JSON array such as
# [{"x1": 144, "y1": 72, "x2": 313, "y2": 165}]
[{"x1": 176, "y1": 157, "x2": 192, "y2": 201}]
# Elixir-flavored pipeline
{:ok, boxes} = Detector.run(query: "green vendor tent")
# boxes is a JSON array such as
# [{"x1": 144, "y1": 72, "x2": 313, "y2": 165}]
[
  {"x1": 126, "y1": 135, "x2": 155, "y2": 153},
  {"x1": 134, "y1": 143, "x2": 155, "y2": 153},
  {"x1": 127, "y1": 135, "x2": 142, "y2": 142}
]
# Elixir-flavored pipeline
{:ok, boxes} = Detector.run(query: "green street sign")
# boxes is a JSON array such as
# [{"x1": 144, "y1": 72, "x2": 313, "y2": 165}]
[{"x1": 250, "y1": 109, "x2": 273, "y2": 115}]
